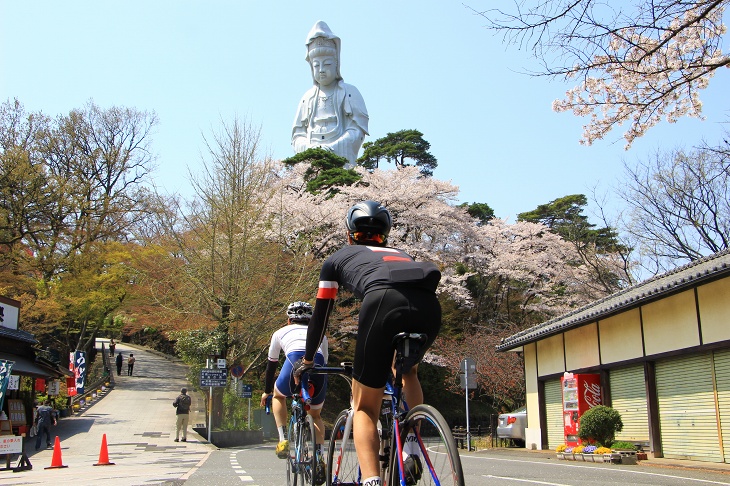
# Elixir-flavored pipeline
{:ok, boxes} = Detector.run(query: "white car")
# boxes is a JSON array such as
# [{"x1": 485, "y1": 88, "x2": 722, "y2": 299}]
[{"x1": 496, "y1": 406, "x2": 526, "y2": 446}]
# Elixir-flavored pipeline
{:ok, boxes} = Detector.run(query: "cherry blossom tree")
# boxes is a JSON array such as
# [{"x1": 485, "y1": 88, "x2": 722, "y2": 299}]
[
  {"x1": 265, "y1": 165, "x2": 622, "y2": 408},
  {"x1": 471, "y1": 0, "x2": 730, "y2": 147}
]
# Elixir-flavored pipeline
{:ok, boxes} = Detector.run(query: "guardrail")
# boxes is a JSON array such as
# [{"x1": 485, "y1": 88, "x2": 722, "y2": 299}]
[{"x1": 69, "y1": 345, "x2": 114, "y2": 414}]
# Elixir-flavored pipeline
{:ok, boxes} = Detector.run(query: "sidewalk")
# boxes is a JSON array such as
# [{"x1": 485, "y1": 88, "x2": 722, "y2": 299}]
[{"x1": 1, "y1": 340, "x2": 216, "y2": 486}]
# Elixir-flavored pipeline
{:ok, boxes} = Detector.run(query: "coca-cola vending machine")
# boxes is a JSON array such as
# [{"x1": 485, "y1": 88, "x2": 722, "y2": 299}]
[{"x1": 561, "y1": 372, "x2": 602, "y2": 446}]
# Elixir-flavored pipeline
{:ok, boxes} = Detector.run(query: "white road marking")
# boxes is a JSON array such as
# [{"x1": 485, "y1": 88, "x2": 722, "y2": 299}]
[{"x1": 483, "y1": 475, "x2": 569, "y2": 485}]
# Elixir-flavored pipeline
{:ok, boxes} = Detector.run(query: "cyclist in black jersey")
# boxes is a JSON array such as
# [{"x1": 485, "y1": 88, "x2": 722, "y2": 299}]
[{"x1": 294, "y1": 200, "x2": 442, "y2": 486}]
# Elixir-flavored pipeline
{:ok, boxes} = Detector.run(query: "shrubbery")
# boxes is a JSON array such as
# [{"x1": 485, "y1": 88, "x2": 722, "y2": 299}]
[{"x1": 578, "y1": 405, "x2": 623, "y2": 447}]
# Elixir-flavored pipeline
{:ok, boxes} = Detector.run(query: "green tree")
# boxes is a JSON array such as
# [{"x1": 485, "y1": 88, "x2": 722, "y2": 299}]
[
  {"x1": 358, "y1": 129, "x2": 437, "y2": 176},
  {"x1": 0, "y1": 99, "x2": 159, "y2": 354},
  {"x1": 282, "y1": 147, "x2": 361, "y2": 197},
  {"x1": 458, "y1": 202, "x2": 495, "y2": 225}
]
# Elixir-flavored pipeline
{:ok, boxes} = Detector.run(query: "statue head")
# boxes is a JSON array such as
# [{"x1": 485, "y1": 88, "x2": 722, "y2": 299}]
[{"x1": 305, "y1": 21, "x2": 342, "y2": 83}]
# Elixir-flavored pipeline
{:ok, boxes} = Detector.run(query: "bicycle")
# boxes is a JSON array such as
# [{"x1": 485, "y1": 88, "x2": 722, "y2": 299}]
[
  {"x1": 267, "y1": 367, "x2": 345, "y2": 486},
  {"x1": 327, "y1": 332, "x2": 465, "y2": 486}
]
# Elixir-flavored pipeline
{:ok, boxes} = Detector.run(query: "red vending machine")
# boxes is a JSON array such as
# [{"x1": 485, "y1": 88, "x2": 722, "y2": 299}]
[{"x1": 561, "y1": 372, "x2": 602, "y2": 446}]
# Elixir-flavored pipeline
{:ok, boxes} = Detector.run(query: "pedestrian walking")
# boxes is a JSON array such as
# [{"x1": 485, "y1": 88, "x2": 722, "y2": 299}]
[
  {"x1": 116, "y1": 352, "x2": 123, "y2": 376},
  {"x1": 34, "y1": 399, "x2": 56, "y2": 451},
  {"x1": 173, "y1": 388, "x2": 192, "y2": 442},
  {"x1": 128, "y1": 353, "x2": 135, "y2": 376},
  {"x1": 109, "y1": 338, "x2": 116, "y2": 356}
]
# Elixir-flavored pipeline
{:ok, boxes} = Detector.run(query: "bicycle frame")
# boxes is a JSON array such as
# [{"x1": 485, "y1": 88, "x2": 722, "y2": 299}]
[{"x1": 329, "y1": 333, "x2": 450, "y2": 486}]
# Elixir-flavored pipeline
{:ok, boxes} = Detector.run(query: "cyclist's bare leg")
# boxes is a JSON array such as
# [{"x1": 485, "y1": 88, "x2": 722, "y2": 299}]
[
  {"x1": 401, "y1": 364, "x2": 423, "y2": 407},
  {"x1": 309, "y1": 406, "x2": 325, "y2": 445},
  {"x1": 352, "y1": 379, "x2": 386, "y2": 479},
  {"x1": 272, "y1": 387, "x2": 288, "y2": 431}
]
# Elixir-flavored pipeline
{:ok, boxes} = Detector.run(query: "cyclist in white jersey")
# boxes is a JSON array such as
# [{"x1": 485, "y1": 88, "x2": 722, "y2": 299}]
[{"x1": 260, "y1": 302, "x2": 329, "y2": 478}]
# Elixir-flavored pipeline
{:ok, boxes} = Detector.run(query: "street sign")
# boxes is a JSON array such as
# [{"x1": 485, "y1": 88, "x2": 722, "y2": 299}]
[
  {"x1": 460, "y1": 357, "x2": 477, "y2": 390},
  {"x1": 459, "y1": 374, "x2": 477, "y2": 389},
  {"x1": 460, "y1": 357, "x2": 476, "y2": 374},
  {"x1": 200, "y1": 368, "x2": 227, "y2": 387},
  {"x1": 238, "y1": 383, "x2": 253, "y2": 399},
  {"x1": 217, "y1": 358, "x2": 227, "y2": 369},
  {"x1": 230, "y1": 365, "x2": 244, "y2": 378}
]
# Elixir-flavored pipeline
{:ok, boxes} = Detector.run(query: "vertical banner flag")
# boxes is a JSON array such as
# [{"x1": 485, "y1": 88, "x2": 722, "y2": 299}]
[
  {"x1": 0, "y1": 360, "x2": 14, "y2": 411},
  {"x1": 66, "y1": 376, "x2": 77, "y2": 397},
  {"x1": 35, "y1": 378, "x2": 46, "y2": 392},
  {"x1": 73, "y1": 351, "x2": 86, "y2": 395}
]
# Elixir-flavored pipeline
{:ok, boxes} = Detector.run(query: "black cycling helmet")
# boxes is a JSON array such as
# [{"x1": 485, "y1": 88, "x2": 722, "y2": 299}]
[
  {"x1": 287, "y1": 301, "x2": 313, "y2": 322},
  {"x1": 345, "y1": 200, "x2": 392, "y2": 245}
]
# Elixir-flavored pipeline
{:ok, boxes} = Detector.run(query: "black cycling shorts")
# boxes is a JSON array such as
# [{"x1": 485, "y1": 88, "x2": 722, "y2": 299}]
[{"x1": 353, "y1": 287, "x2": 441, "y2": 388}]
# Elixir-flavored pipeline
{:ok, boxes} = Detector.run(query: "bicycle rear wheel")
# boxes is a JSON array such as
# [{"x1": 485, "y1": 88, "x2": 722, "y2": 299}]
[
  {"x1": 327, "y1": 409, "x2": 360, "y2": 486},
  {"x1": 391, "y1": 404, "x2": 464, "y2": 486},
  {"x1": 287, "y1": 415, "x2": 299, "y2": 486},
  {"x1": 300, "y1": 414, "x2": 317, "y2": 485}
]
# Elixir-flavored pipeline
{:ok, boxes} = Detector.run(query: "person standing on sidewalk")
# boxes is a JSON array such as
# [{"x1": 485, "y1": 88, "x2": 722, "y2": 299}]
[
  {"x1": 128, "y1": 353, "x2": 136, "y2": 376},
  {"x1": 116, "y1": 352, "x2": 123, "y2": 375},
  {"x1": 173, "y1": 387, "x2": 192, "y2": 442},
  {"x1": 109, "y1": 338, "x2": 116, "y2": 356}
]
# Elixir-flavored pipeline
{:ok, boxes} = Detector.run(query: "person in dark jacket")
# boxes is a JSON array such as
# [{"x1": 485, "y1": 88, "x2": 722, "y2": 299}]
[
  {"x1": 173, "y1": 388, "x2": 192, "y2": 442},
  {"x1": 34, "y1": 400, "x2": 56, "y2": 450},
  {"x1": 116, "y1": 352, "x2": 123, "y2": 376}
]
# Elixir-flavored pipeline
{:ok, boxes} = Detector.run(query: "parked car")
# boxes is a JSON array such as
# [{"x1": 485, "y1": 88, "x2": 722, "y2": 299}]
[{"x1": 497, "y1": 406, "x2": 526, "y2": 446}]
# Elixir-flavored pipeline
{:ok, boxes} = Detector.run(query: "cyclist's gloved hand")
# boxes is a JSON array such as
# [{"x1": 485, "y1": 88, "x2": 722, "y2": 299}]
[{"x1": 292, "y1": 358, "x2": 314, "y2": 384}]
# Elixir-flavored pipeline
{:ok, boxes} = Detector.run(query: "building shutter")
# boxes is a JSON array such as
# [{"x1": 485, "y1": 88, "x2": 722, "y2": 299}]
[
  {"x1": 609, "y1": 364, "x2": 650, "y2": 443},
  {"x1": 713, "y1": 348, "x2": 730, "y2": 463},
  {"x1": 544, "y1": 378, "x2": 564, "y2": 449},
  {"x1": 656, "y1": 353, "x2": 723, "y2": 462}
]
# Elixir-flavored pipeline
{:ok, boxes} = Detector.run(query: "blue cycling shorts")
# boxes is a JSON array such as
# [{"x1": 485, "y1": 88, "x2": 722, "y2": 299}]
[{"x1": 275, "y1": 351, "x2": 328, "y2": 408}]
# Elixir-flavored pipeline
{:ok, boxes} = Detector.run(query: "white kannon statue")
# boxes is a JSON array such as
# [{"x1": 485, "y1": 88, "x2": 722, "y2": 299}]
[{"x1": 291, "y1": 21, "x2": 369, "y2": 168}]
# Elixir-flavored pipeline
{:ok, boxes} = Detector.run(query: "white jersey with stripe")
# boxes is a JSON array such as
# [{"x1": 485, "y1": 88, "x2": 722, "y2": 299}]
[{"x1": 268, "y1": 323, "x2": 328, "y2": 362}]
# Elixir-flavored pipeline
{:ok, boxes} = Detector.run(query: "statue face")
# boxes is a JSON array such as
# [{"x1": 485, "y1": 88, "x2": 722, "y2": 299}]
[{"x1": 311, "y1": 55, "x2": 337, "y2": 87}]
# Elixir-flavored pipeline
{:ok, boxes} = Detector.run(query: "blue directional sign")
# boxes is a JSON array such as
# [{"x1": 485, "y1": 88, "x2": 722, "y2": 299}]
[
  {"x1": 200, "y1": 369, "x2": 227, "y2": 387},
  {"x1": 237, "y1": 383, "x2": 253, "y2": 399}
]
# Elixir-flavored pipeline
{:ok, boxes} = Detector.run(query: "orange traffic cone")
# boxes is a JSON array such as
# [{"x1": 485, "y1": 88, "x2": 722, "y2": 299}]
[
  {"x1": 93, "y1": 433, "x2": 115, "y2": 466},
  {"x1": 44, "y1": 436, "x2": 68, "y2": 469}
]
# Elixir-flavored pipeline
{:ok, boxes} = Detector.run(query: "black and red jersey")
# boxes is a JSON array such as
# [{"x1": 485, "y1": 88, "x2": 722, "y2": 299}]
[{"x1": 304, "y1": 244, "x2": 440, "y2": 361}]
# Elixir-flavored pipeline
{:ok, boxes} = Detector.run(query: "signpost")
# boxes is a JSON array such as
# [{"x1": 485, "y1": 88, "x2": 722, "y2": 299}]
[
  {"x1": 240, "y1": 383, "x2": 253, "y2": 429},
  {"x1": 200, "y1": 369, "x2": 227, "y2": 387},
  {"x1": 201, "y1": 367, "x2": 227, "y2": 443},
  {"x1": 460, "y1": 357, "x2": 477, "y2": 451}
]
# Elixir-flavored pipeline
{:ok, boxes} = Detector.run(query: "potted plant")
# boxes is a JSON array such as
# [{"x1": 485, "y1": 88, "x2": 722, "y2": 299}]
[{"x1": 555, "y1": 444, "x2": 567, "y2": 459}]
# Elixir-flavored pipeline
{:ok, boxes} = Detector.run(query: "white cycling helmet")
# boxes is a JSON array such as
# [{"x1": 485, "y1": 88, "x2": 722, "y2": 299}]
[{"x1": 287, "y1": 301, "x2": 313, "y2": 322}]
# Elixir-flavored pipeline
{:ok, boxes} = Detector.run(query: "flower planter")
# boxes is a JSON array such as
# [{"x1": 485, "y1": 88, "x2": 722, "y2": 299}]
[
  {"x1": 616, "y1": 450, "x2": 638, "y2": 465},
  {"x1": 606, "y1": 453, "x2": 622, "y2": 464},
  {"x1": 556, "y1": 452, "x2": 565, "y2": 460}
]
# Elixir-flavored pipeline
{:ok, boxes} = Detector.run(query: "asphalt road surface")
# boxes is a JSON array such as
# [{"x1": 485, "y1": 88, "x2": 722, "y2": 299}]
[{"x1": 183, "y1": 444, "x2": 730, "y2": 486}]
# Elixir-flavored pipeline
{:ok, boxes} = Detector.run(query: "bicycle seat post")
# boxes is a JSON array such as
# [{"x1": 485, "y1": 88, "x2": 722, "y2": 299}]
[{"x1": 390, "y1": 332, "x2": 428, "y2": 408}]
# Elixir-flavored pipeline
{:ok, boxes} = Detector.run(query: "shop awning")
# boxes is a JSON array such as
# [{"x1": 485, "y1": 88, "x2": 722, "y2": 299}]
[{"x1": 0, "y1": 352, "x2": 68, "y2": 378}]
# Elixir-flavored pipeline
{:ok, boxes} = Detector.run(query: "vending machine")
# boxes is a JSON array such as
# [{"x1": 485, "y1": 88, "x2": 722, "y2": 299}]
[{"x1": 561, "y1": 372, "x2": 602, "y2": 446}]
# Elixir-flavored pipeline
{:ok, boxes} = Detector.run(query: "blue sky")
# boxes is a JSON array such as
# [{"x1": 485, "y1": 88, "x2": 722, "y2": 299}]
[{"x1": 2, "y1": 1, "x2": 728, "y2": 222}]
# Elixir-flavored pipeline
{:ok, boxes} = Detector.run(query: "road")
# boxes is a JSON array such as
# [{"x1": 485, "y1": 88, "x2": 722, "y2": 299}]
[
  {"x1": 182, "y1": 445, "x2": 730, "y2": 485},
  {"x1": 4, "y1": 340, "x2": 730, "y2": 485}
]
